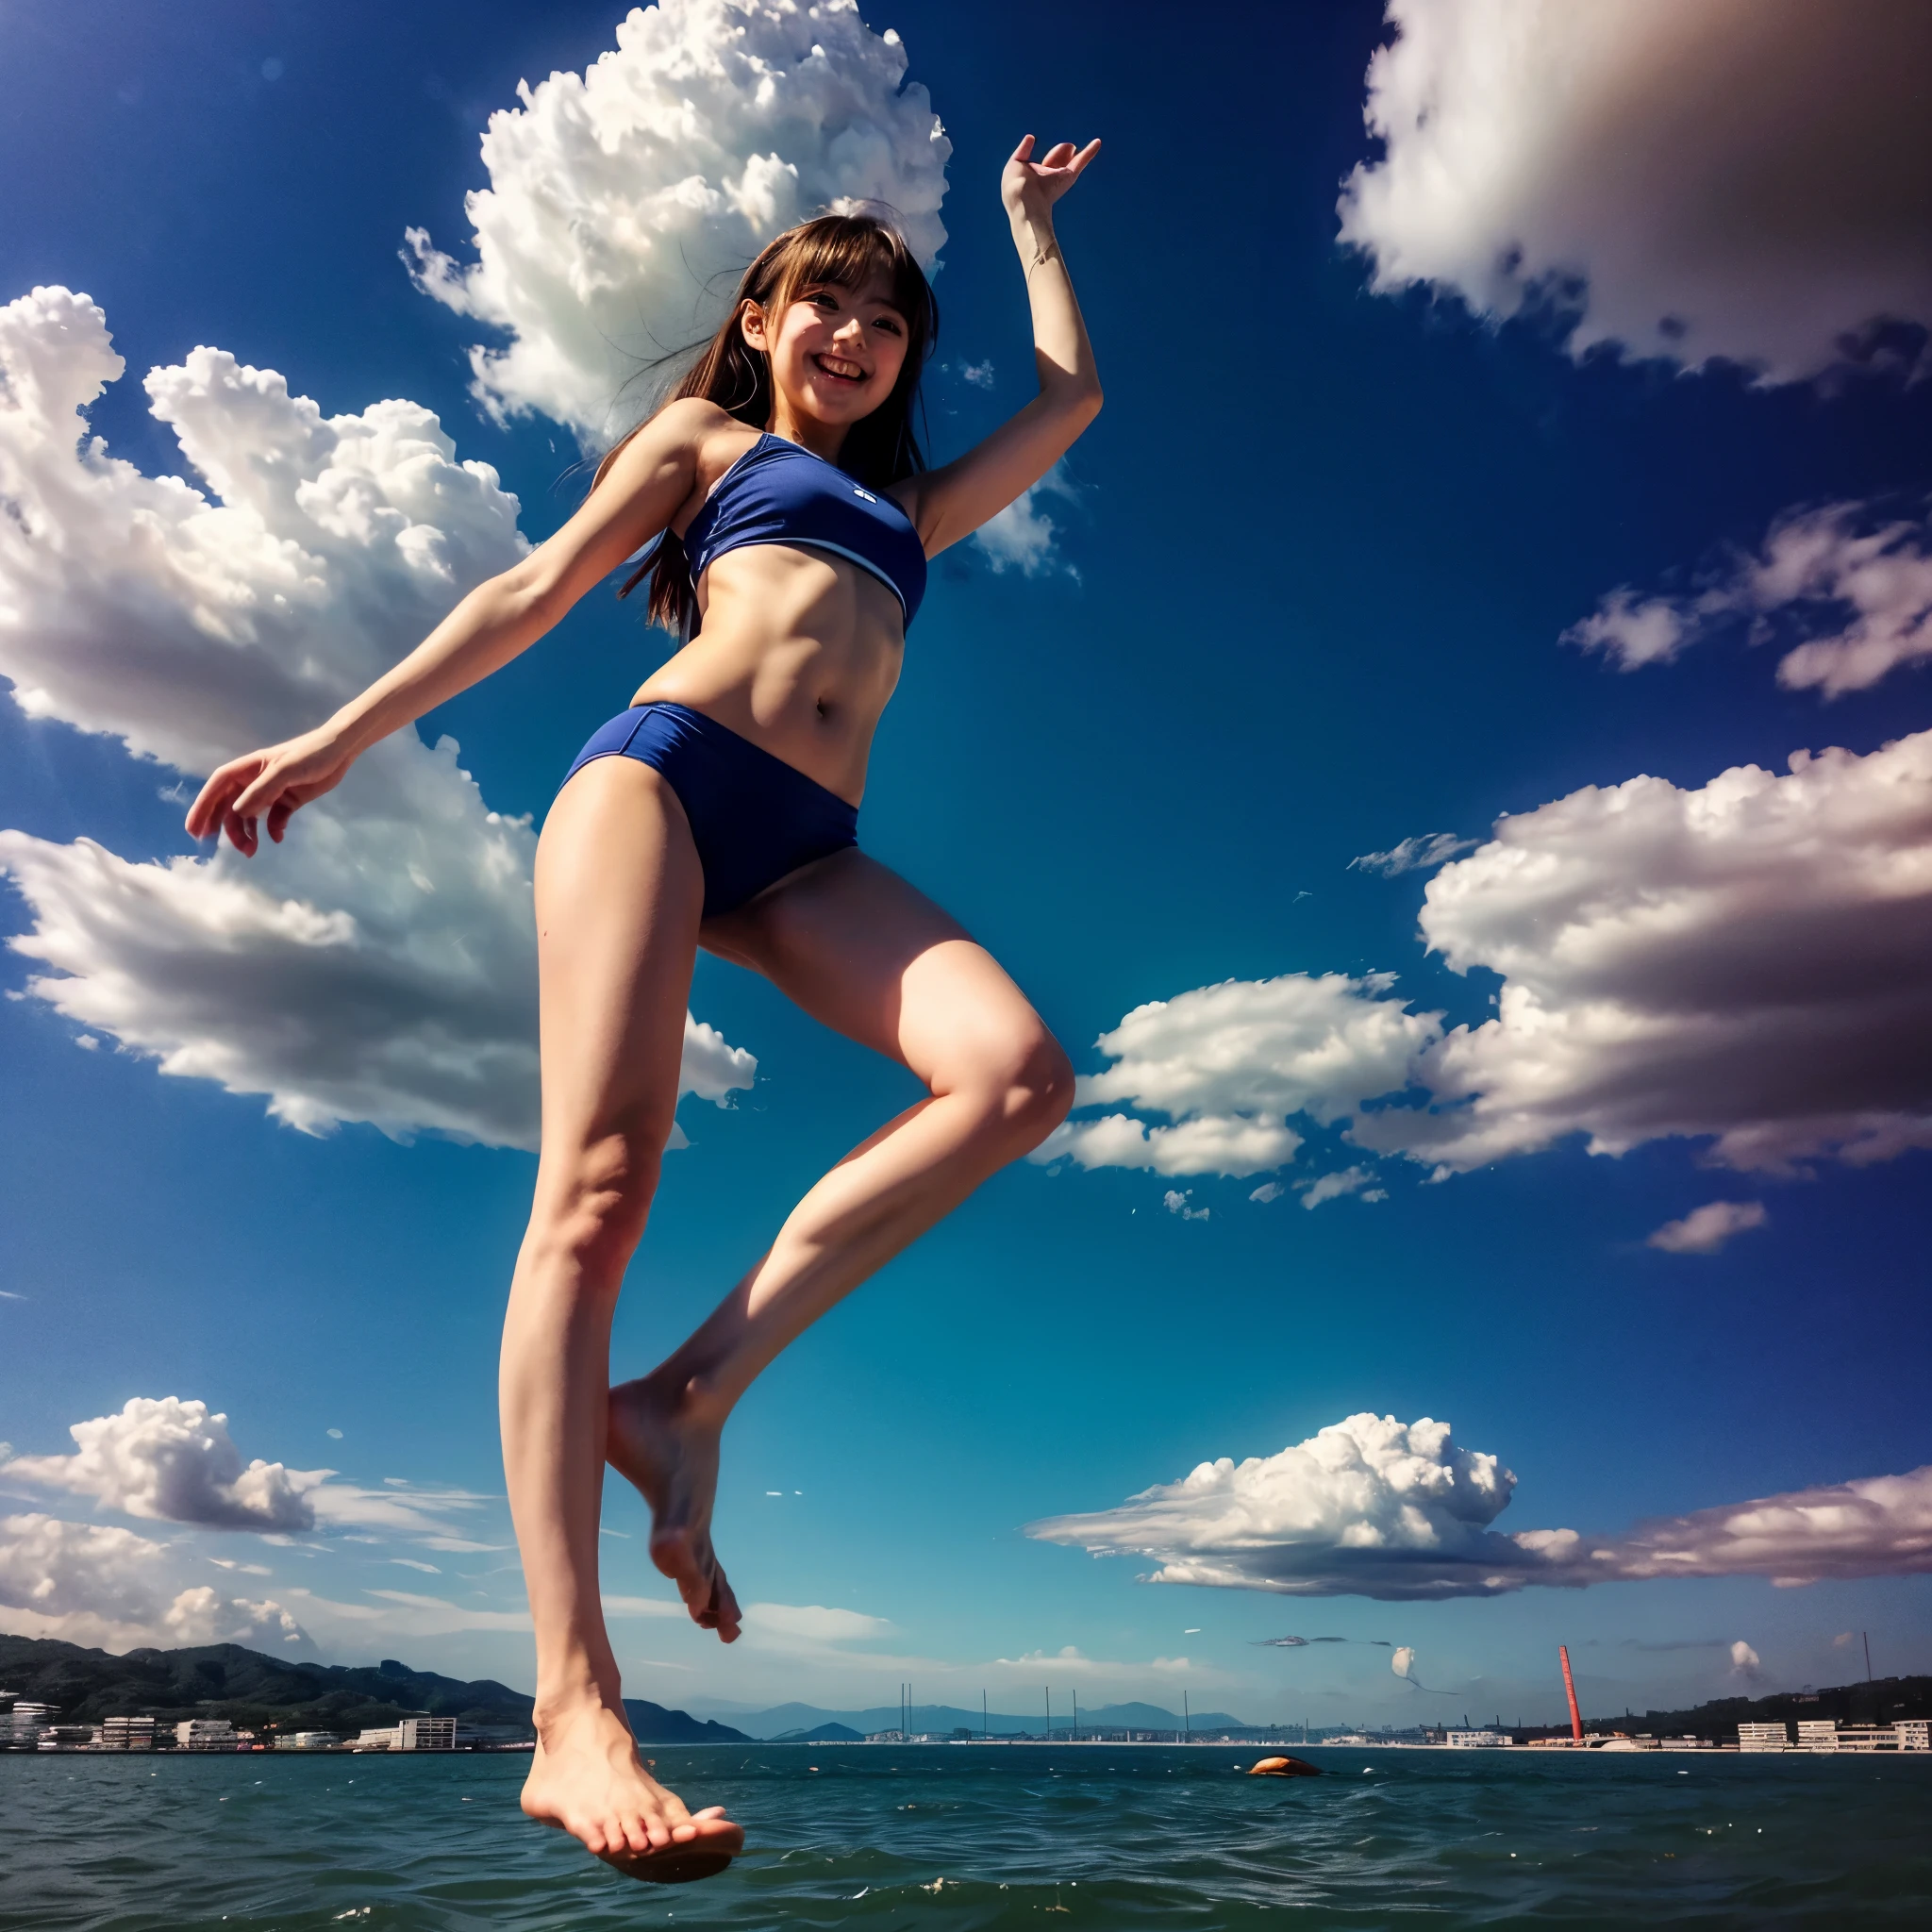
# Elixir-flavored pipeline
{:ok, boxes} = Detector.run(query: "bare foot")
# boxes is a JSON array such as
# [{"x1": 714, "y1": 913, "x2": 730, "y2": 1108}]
[
  {"x1": 608, "y1": 1374, "x2": 742, "y2": 1641},
  {"x1": 522, "y1": 1697, "x2": 741, "y2": 1881}
]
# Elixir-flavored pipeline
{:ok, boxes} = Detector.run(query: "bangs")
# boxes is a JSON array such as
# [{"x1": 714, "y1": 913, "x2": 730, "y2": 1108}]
[{"x1": 771, "y1": 215, "x2": 936, "y2": 341}]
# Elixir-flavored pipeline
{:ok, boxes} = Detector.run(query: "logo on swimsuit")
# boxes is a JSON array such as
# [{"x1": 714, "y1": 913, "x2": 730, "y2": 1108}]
[{"x1": 852, "y1": 486, "x2": 877, "y2": 503}]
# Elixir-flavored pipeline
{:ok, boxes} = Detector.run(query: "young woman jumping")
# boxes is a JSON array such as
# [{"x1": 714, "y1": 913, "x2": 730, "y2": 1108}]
[{"x1": 187, "y1": 135, "x2": 1101, "y2": 1882}]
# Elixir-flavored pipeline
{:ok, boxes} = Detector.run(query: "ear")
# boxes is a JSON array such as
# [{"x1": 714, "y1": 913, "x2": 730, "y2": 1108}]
[{"x1": 739, "y1": 300, "x2": 771, "y2": 352}]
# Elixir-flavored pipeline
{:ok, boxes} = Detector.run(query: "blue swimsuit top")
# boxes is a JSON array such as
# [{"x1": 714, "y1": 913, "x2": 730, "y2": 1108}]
[{"x1": 681, "y1": 433, "x2": 926, "y2": 626}]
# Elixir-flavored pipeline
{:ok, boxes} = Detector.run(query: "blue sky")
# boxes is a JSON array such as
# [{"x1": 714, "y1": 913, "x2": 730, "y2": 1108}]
[{"x1": 2, "y1": 0, "x2": 1928, "y2": 1729}]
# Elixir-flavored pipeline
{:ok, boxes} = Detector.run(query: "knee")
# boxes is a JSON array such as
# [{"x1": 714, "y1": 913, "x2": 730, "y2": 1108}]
[
  {"x1": 954, "y1": 1024, "x2": 1076, "y2": 1155},
  {"x1": 525, "y1": 1124, "x2": 668, "y2": 1282}
]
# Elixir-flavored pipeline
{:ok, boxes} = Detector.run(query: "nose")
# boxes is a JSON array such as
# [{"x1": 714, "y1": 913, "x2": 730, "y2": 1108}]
[{"x1": 832, "y1": 314, "x2": 867, "y2": 346}]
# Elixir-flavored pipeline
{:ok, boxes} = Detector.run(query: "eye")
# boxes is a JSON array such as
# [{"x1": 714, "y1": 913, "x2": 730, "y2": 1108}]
[{"x1": 873, "y1": 317, "x2": 904, "y2": 337}]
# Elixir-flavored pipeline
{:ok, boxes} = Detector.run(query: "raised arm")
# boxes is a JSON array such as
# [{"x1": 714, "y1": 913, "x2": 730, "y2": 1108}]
[
  {"x1": 902, "y1": 135, "x2": 1103, "y2": 557},
  {"x1": 186, "y1": 399, "x2": 721, "y2": 854}
]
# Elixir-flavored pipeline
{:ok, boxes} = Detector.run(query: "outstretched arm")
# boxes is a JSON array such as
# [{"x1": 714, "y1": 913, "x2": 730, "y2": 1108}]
[
  {"x1": 185, "y1": 401, "x2": 719, "y2": 854},
  {"x1": 902, "y1": 135, "x2": 1103, "y2": 556}
]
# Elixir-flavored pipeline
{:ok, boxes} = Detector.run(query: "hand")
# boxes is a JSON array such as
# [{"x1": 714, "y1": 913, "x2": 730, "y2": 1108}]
[
  {"x1": 1001, "y1": 134, "x2": 1101, "y2": 226},
  {"x1": 184, "y1": 723, "x2": 358, "y2": 856}
]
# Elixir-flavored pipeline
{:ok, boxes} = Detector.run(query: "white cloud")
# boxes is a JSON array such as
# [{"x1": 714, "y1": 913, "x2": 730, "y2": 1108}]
[
  {"x1": 1034, "y1": 973, "x2": 1440, "y2": 1180},
  {"x1": 0, "y1": 1512, "x2": 307, "y2": 1649},
  {"x1": 1248, "y1": 1182, "x2": 1285, "y2": 1205},
  {"x1": 1339, "y1": 0, "x2": 1932, "y2": 383},
  {"x1": 739, "y1": 1602, "x2": 893, "y2": 1644},
  {"x1": 1029, "y1": 1412, "x2": 1932, "y2": 1600},
  {"x1": 968, "y1": 463, "x2": 1081, "y2": 580},
  {"x1": 1350, "y1": 834, "x2": 1474, "y2": 877},
  {"x1": 1647, "y1": 1200, "x2": 1768, "y2": 1256},
  {"x1": 1729, "y1": 1640, "x2": 1762, "y2": 1679},
  {"x1": 1030, "y1": 1413, "x2": 1521, "y2": 1600},
  {"x1": 5, "y1": 1398, "x2": 325, "y2": 1533},
  {"x1": 5, "y1": 1396, "x2": 493, "y2": 1543},
  {"x1": 404, "y1": 0, "x2": 950, "y2": 439},
  {"x1": 1566, "y1": 500, "x2": 1932, "y2": 699},
  {"x1": 1042, "y1": 1110, "x2": 1302, "y2": 1180},
  {"x1": 1391, "y1": 1645, "x2": 1416, "y2": 1680},
  {"x1": 0, "y1": 288, "x2": 753, "y2": 1144},
  {"x1": 958, "y1": 359, "x2": 994, "y2": 390},
  {"x1": 1045, "y1": 728, "x2": 1932, "y2": 1187},
  {"x1": 1298, "y1": 1165, "x2": 1386, "y2": 1210},
  {"x1": 1162, "y1": 1188, "x2": 1208, "y2": 1221},
  {"x1": 1358, "y1": 727, "x2": 1932, "y2": 1175}
]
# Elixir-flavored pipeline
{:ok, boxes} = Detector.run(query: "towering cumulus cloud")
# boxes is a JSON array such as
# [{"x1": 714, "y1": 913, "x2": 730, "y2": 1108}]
[
  {"x1": 1339, "y1": 0, "x2": 1932, "y2": 382},
  {"x1": 0, "y1": 288, "x2": 753, "y2": 1142},
  {"x1": 405, "y1": 0, "x2": 951, "y2": 438},
  {"x1": 1028, "y1": 1413, "x2": 1932, "y2": 1600}
]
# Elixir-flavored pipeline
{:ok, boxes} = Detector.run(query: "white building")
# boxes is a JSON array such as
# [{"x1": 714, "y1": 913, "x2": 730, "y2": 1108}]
[
  {"x1": 275, "y1": 1731, "x2": 341, "y2": 1751},
  {"x1": 1737, "y1": 1722, "x2": 1788, "y2": 1753},
  {"x1": 351, "y1": 1726, "x2": 402, "y2": 1751},
  {"x1": 1892, "y1": 1720, "x2": 1929, "y2": 1751},
  {"x1": 1796, "y1": 1719, "x2": 1839, "y2": 1753},
  {"x1": 175, "y1": 1719, "x2": 238, "y2": 1751},
  {"x1": 4, "y1": 1702, "x2": 53, "y2": 1746},
  {"x1": 400, "y1": 1717, "x2": 458, "y2": 1751},
  {"x1": 97, "y1": 1717, "x2": 156, "y2": 1751},
  {"x1": 1445, "y1": 1730, "x2": 1512, "y2": 1748}
]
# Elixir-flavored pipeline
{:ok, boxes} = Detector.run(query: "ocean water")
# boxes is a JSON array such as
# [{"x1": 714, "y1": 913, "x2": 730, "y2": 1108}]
[{"x1": 6, "y1": 1743, "x2": 1930, "y2": 1929}]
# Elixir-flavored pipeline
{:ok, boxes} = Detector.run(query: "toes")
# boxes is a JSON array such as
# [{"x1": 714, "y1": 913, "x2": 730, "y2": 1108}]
[{"x1": 710, "y1": 1570, "x2": 742, "y2": 1641}]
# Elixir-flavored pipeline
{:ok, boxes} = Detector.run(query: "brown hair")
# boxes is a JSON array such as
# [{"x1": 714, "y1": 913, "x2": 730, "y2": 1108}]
[{"x1": 594, "y1": 210, "x2": 939, "y2": 636}]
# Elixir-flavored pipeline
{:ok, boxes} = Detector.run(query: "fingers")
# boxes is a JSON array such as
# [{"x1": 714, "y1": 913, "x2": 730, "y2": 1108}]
[{"x1": 1008, "y1": 133, "x2": 1035, "y2": 162}]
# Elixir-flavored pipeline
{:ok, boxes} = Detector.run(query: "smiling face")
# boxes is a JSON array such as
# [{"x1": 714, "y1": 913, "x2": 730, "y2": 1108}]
[{"x1": 741, "y1": 273, "x2": 910, "y2": 435}]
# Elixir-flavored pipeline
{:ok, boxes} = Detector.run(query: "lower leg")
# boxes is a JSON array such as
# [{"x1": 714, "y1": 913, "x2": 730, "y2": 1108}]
[
  {"x1": 610, "y1": 1058, "x2": 1067, "y2": 1624},
  {"x1": 506, "y1": 757, "x2": 739, "y2": 1869}
]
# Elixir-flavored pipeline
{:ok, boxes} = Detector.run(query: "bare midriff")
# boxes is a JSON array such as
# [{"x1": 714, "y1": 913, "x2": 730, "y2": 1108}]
[{"x1": 630, "y1": 541, "x2": 907, "y2": 808}]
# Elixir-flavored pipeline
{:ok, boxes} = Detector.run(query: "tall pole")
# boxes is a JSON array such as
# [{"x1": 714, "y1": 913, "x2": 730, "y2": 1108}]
[
  {"x1": 1045, "y1": 1686, "x2": 1051, "y2": 1741},
  {"x1": 1559, "y1": 1645, "x2": 1583, "y2": 1743},
  {"x1": 1184, "y1": 1690, "x2": 1190, "y2": 1742},
  {"x1": 1864, "y1": 1632, "x2": 1874, "y2": 1683},
  {"x1": 983, "y1": 1688, "x2": 988, "y2": 1739},
  {"x1": 1073, "y1": 1692, "x2": 1078, "y2": 1741}
]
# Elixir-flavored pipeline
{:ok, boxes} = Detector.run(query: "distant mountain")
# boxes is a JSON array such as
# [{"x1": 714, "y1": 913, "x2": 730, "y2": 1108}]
[
  {"x1": 718, "y1": 1699, "x2": 1255, "y2": 1740},
  {"x1": 770, "y1": 1722, "x2": 864, "y2": 1742},
  {"x1": 0, "y1": 1635, "x2": 748, "y2": 1744}
]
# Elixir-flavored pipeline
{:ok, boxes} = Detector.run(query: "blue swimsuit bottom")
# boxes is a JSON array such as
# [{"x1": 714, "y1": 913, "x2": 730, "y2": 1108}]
[{"x1": 562, "y1": 702, "x2": 858, "y2": 919}]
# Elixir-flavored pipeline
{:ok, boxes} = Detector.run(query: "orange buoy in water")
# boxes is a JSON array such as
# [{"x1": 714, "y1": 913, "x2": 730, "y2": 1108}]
[{"x1": 1248, "y1": 1756, "x2": 1323, "y2": 1777}]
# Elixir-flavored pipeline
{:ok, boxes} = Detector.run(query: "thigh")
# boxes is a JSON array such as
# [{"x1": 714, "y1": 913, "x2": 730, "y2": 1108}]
[
  {"x1": 701, "y1": 848, "x2": 1053, "y2": 1091},
  {"x1": 535, "y1": 757, "x2": 706, "y2": 1154}
]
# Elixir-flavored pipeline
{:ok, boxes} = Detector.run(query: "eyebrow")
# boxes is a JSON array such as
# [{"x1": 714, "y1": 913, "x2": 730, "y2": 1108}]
[{"x1": 801, "y1": 281, "x2": 906, "y2": 318}]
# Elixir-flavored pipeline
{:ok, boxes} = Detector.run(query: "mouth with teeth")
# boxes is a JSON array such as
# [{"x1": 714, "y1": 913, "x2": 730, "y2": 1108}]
[{"x1": 812, "y1": 352, "x2": 868, "y2": 385}]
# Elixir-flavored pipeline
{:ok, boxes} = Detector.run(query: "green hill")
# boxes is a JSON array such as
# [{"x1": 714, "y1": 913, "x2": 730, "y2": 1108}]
[
  {"x1": 0, "y1": 1635, "x2": 748, "y2": 1744},
  {"x1": 1516, "y1": 1674, "x2": 1932, "y2": 1742}
]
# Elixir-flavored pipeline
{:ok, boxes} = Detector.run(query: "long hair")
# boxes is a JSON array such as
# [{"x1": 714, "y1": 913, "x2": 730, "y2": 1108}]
[{"x1": 593, "y1": 211, "x2": 939, "y2": 636}]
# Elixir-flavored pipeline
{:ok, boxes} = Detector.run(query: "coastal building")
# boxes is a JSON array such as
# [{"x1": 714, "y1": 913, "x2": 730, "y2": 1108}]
[
  {"x1": 1796, "y1": 1720, "x2": 1839, "y2": 1753},
  {"x1": 97, "y1": 1717, "x2": 156, "y2": 1751},
  {"x1": 275, "y1": 1731, "x2": 341, "y2": 1751},
  {"x1": 4, "y1": 1701, "x2": 53, "y2": 1747},
  {"x1": 1445, "y1": 1730, "x2": 1511, "y2": 1749},
  {"x1": 1737, "y1": 1723, "x2": 1789, "y2": 1753},
  {"x1": 1893, "y1": 1721, "x2": 1930, "y2": 1750},
  {"x1": 351, "y1": 1726, "x2": 402, "y2": 1751},
  {"x1": 400, "y1": 1717, "x2": 458, "y2": 1751},
  {"x1": 38, "y1": 1724, "x2": 95, "y2": 1750},
  {"x1": 175, "y1": 1719, "x2": 238, "y2": 1751}
]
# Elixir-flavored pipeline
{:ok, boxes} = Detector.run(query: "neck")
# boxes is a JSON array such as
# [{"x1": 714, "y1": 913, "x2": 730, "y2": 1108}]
[{"x1": 766, "y1": 398, "x2": 849, "y2": 466}]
